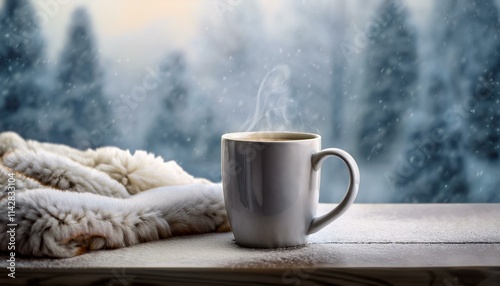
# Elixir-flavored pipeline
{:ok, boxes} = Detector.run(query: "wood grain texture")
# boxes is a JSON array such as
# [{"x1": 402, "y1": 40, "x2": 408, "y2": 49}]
[{"x1": 5, "y1": 268, "x2": 500, "y2": 286}]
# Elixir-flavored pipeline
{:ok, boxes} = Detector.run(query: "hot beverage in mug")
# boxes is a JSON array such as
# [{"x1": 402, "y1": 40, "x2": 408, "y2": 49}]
[{"x1": 221, "y1": 131, "x2": 360, "y2": 248}]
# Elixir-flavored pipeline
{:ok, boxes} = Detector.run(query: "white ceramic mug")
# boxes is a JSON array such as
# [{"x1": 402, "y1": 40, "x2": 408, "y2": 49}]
[{"x1": 222, "y1": 131, "x2": 360, "y2": 248}]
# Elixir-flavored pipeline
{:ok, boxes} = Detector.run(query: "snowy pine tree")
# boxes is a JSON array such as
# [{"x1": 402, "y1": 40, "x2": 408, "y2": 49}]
[
  {"x1": 436, "y1": 0, "x2": 500, "y2": 161},
  {"x1": 461, "y1": 1, "x2": 500, "y2": 161},
  {"x1": 446, "y1": 1, "x2": 499, "y2": 84},
  {"x1": 145, "y1": 51, "x2": 221, "y2": 178},
  {"x1": 0, "y1": 0, "x2": 47, "y2": 139},
  {"x1": 391, "y1": 72, "x2": 469, "y2": 203},
  {"x1": 468, "y1": 60, "x2": 500, "y2": 160},
  {"x1": 357, "y1": 0, "x2": 418, "y2": 162},
  {"x1": 429, "y1": 0, "x2": 500, "y2": 201},
  {"x1": 146, "y1": 52, "x2": 190, "y2": 157},
  {"x1": 53, "y1": 7, "x2": 112, "y2": 148}
]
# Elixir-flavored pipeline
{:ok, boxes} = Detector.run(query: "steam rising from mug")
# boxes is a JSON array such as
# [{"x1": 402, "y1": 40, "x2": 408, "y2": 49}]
[{"x1": 241, "y1": 65, "x2": 296, "y2": 132}]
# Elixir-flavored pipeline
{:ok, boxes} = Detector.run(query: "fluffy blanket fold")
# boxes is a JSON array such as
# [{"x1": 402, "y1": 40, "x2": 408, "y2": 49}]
[{"x1": 0, "y1": 132, "x2": 229, "y2": 258}]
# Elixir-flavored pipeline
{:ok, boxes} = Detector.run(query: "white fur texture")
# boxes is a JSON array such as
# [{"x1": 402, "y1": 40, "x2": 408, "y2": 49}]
[
  {"x1": 0, "y1": 184, "x2": 227, "y2": 257},
  {"x1": 3, "y1": 150, "x2": 130, "y2": 198},
  {"x1": 0, "y1": 132, "x2": 211, "y2": 194},
  {"x1": 0, "y1": 132, "x2": 229, "y2": 258},
  {"x1": 88, "y1": 147, "x2": 211, "y2": 195},
  {"x1": 0, "y1": 164, "x2": 42, "y2": 200}
]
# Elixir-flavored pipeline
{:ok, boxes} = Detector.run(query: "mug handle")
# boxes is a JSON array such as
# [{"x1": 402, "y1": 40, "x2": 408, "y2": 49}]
[{"x1": 307, "y1": 148, "x2": 360, "y2": 235}]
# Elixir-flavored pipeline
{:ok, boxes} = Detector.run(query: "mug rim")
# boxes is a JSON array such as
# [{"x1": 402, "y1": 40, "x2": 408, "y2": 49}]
[{"x1": 222, "y1": 131, "x2": 320, "y2": 142}]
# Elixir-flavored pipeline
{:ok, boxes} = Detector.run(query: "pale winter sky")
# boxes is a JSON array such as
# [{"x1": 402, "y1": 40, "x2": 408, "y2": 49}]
[
  {"x1": 29, "y1": 0, "x2": 284, "y2": 65},
  {"x1": 4, "y1": 0, "x2": 431, "y2": 69}
]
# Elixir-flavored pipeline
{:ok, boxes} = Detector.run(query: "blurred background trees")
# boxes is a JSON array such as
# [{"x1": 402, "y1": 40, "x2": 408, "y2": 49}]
[
  {"x1": 0, "y1": 0, "x2": 47, "y2": 140},
  {"x1": 357, "y1": 0, "x2": 418, "y2": 162},
  {"x1": 0, "y1": 0, "x2": 499, "y2": 202},
  {"x1": 53, "y1": 7, "x2": 113, "y2": 149}
]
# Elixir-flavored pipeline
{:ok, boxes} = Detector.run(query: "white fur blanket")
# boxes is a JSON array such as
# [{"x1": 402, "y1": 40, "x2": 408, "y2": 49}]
[{"x1": 0, "y1": 132, "x2": 229, "y2": 258}]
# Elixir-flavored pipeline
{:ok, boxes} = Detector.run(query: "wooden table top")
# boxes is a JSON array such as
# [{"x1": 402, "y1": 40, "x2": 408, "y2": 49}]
[{"x1": 2, "y1": 204, "x2": 500, "y2": 285}]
